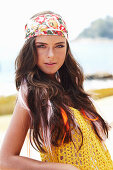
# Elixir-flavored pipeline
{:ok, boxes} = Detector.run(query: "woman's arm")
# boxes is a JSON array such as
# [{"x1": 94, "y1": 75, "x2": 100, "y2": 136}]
[{"x1": 0, "y1": 100, "x2": 78, "y2": 170}]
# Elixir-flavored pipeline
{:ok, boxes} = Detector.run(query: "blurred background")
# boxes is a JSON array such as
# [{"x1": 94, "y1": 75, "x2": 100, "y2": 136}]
[{"x1": 0, "y1": 0, "x2": 113, "y2": 160}]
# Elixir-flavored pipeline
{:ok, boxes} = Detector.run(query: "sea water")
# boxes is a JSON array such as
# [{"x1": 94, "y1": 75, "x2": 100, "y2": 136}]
[
  {"x1": 70, "y1": 39, "x2": 113, "y2": 74},
  {"x1": 70, "y1": 40, "x2": 113, "y2": 90}
]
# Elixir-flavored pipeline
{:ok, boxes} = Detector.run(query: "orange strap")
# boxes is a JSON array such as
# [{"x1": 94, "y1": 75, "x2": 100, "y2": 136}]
[
  {"x1": 61, "y1": 108, "x2": 68, "y2": 124},
  {"x1": 60, "y1": 108, "x2": 70, "y2": 144},
  {"x1": 81, "y1": 108, "x2": 99, "y2": 121},
  {"x1": 60, "y1": 108, "x2": 69, "y2": 130}
]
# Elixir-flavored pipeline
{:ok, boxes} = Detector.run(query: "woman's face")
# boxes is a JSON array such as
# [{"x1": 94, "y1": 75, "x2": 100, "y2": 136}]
[{"x1": 35, "y1": 35, "x2": 67, "y2": 77}]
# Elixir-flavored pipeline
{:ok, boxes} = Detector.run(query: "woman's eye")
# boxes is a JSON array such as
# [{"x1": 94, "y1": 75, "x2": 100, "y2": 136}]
[
  {"x1": 56, "y1": 45, "x2": 65, "y2": 48},
  {"x1": 36, "y1": 45, "x2": 46, "y2": 48}
]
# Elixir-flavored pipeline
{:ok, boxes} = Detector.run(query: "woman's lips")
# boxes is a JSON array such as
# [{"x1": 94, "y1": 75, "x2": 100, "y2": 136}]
[{"x1": 45, "y1": 63, "x2": 56, "y2": 66}]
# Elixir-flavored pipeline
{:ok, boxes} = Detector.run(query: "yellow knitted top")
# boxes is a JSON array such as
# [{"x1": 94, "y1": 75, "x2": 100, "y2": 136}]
[{"x1": 40, "y1": 107, "x2": 113, "y2": 170}]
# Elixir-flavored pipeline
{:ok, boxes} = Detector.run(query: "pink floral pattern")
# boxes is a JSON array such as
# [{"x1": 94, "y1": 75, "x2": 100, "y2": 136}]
[{"x1": 25, "y1": 14, "x2": 68, "y2": 39}]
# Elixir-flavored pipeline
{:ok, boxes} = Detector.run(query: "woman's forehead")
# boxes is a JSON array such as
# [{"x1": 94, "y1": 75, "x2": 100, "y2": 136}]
[{"x1": 35, "y1": 35, "x2": 66, "y2": 44}]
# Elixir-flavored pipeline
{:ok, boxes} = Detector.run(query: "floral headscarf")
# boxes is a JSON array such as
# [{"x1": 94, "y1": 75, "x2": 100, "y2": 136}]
[{"x1": 25, "y1": 13, "x2": 68, "y2": 40}]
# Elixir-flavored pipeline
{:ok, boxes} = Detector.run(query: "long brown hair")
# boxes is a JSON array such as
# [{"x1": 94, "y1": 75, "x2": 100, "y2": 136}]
[{"x1": 15, "y1": 11, "x2": 109, "y2": 153}]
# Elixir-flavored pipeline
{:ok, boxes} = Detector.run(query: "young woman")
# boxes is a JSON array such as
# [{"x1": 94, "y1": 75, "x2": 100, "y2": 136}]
[{"x1": 0, "y1": 11, "x2": 113, "y2": 170}]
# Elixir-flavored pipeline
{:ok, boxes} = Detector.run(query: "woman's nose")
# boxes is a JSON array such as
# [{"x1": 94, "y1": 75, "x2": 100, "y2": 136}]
[{"x1": 47, "y1": 48, "x2": 54, "y2": 58}]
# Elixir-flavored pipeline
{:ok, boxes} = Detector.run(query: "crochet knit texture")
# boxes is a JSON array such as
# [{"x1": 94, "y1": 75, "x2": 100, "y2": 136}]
[{"x1": 40, "y1": 108, "x2": 113, "y2": 170}]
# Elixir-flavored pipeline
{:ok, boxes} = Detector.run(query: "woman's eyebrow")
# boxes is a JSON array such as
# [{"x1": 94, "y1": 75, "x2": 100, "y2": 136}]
[
  {"x1": 55, "y1": 42, "x2": 65, "y2": 45},
  {"x1": 35, "y1": 42, "x2": 48, "y2": 45},
  {"x1": 35, "y1": 42, "x2": 65, "y2": 45}
]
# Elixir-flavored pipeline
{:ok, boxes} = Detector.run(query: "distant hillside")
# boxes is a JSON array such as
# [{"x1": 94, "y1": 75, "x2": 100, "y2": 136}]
[{"x1": 77, "y1": 16, "x2": 113, "y2": 39}]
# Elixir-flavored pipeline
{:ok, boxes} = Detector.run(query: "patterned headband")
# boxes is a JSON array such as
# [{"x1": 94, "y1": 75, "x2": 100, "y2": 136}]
[{"x1": 25, "y1": 13, "x2": 68, "y2": 40}]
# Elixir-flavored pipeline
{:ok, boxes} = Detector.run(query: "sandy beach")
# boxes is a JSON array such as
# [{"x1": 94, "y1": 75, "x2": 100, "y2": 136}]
[
  {"x1": 95, "y1": 96, "x2": 113, "y2": 160},
  {"x1": 0, "y1": 95, "x2": 113, "y2": 161}
]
